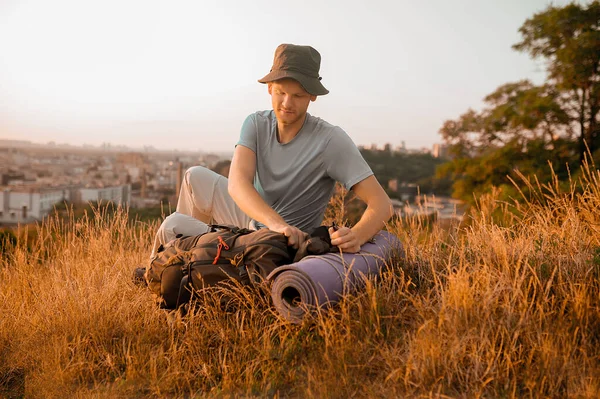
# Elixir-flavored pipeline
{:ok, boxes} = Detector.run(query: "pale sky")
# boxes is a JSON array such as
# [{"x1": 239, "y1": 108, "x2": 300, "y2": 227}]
[{"x1": 0, "y1": 0, "x2": 575, "y2": 153}]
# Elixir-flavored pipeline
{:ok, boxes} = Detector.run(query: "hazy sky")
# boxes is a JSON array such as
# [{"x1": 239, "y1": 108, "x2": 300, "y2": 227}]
[{"x1": 0, "y1": 0, "x2": 576, "y2": 152}]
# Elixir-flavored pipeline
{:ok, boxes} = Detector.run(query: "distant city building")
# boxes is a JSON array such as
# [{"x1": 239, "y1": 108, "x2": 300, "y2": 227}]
[
  {"x1": 79, "y1": 185, "x2": 131, "y2": 206},
  {"x1": 0, "y1": 187, "x2": 74, "y2": 224},
  {"x1": 116, "y1": 152, "x2": 147, "y2": 166},
  {"x1": 432, "y1": 143, "x2": 449, "y2": 159},
  {"x1": 0, "y1": 141, "x2": 240, "y2": 223},
  {"x1": 395, "y1": 141, "x2": 407, "y2": 153},
  {"x1": 0, "y1": 184, "x2": 132, "y2": 225},
  {"x1": 1, "y1": 172, "x2": 26, "y2": 186}
]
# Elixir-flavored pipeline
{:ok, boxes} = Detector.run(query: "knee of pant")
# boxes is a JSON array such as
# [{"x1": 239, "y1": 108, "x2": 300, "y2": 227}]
[
  {"x1": 160, "y1": 212, "x2": 183, "y2": 234},
  {"x1": 185, "y1": 165, "x2": 212, "y2": 180},
  {"x1": 184, "y1": 166, "x2": 220, "y2": 191}
]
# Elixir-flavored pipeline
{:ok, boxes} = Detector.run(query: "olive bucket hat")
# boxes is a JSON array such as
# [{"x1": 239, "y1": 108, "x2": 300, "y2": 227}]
[{"x1": 258, "y1": 44, "x2": 329, "y2": 96}]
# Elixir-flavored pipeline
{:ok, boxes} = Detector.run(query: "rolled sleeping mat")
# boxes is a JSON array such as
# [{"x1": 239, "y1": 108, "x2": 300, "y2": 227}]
[{"x1": 267, "y1": 230, "x2": 402, "y2": 323}]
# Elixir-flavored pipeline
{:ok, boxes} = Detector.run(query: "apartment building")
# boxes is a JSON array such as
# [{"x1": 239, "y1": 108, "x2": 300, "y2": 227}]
[
  {"x1": 79, "y1": 185, "x2": 131, "y2": 206},
  {"x1": 0, "y1": 186, "x2": 73, "y2": 224},
  {"x1": 0, "y1": 184, "x2": 131, "y2": 225}
]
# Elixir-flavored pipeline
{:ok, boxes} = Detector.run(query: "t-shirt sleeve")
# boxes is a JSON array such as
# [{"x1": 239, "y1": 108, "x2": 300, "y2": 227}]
[
  {"x1": 236, "y1": 114, "x2": 257, "y2": 153},
  {"x1": 324, "y1": 127, "x2": 373, "y2": 190}
]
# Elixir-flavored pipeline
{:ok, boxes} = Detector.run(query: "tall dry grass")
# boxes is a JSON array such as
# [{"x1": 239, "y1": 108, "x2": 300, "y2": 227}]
[{"x1": 1, "y1": 164, "x2": 599, "y2": 398}]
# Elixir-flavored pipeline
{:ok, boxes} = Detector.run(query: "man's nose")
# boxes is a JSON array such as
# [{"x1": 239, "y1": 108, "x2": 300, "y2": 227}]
[{"x1": 282, "y1": 95, "x2": 292, "y2": 108}]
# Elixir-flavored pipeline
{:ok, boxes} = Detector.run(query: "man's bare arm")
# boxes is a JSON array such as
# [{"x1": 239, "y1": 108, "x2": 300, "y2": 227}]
[
  {"x1": 228, "y1": 145, "x2": 307, "y2": 248},
  {"x1": 329, "y1": 175, "x2": 393, "y2": 252}
]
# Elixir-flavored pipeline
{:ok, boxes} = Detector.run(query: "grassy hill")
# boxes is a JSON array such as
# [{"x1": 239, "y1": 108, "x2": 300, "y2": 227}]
[{"x1": 1, "y1": 165, "x2": 599, "y2": 398}]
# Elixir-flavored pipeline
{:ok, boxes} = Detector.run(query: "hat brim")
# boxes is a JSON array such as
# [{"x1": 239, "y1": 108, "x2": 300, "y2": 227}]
[{"x1": 258, "y1": 70, "x2": 329, "y2": 96}]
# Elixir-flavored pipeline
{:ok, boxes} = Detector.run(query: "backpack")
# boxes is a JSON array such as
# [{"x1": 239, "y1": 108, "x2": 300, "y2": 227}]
[{"x1": 144, "y1": 225, "x2": 292, "y2": 309}]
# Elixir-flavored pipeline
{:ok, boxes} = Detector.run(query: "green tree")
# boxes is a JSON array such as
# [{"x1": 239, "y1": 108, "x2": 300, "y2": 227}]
[
  {"x1": 513, "y1": 1, "x2": 600, "y2": 163},
  {"x1": 482, "y1": 81, "x2": 572, "y2": 148},
  {"x1": 437, "y1": 80, "x2": 577, "y2": 203},
  {"x1": 440, "y1": 81, "x2": 572, "y2": 155},
  {"x1": 437, "y1": 2, "x2": 600, "y2": 203},
  {"x1": 438, "y1": 109, "x2": 482, "y2": 158}
]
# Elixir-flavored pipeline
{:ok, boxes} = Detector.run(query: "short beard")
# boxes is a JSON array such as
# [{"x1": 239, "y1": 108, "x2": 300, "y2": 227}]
[{"x1": 278, "y1": 109, "x2": 305, "y2": 126}]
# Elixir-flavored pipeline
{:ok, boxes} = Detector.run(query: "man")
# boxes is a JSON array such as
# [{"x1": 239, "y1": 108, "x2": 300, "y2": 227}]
[{"x1": 150, "y1": 44, "x2": 392, "y2": 258}]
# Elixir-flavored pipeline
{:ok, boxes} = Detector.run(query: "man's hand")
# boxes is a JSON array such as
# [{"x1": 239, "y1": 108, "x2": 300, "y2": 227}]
[
  {"x1": 329, "y1": 226, "x2": 361, "y2": 253},
  {"x1": 270, "y1": 223, "x2": 308, "y2": 250}
]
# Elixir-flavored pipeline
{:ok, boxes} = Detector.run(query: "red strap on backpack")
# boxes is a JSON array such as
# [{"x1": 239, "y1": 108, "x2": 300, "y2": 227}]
[{"x1": 213, "y1": 236, "x2": 230, "y2": 264}]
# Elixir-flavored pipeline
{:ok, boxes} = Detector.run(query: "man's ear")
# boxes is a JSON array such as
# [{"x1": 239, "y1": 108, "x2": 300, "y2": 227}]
[
  {"x1": 310, "y1": 95, "x2": 317, "y2": 102},
  {"x1": 267, "y1": 83, "x2": 273, "y2": 95}
]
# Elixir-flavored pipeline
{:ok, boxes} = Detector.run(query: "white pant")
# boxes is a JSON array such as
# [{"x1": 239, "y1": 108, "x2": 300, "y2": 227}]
[{"x1": 150, "y1": 166, "x2": 252, "y2": 259}]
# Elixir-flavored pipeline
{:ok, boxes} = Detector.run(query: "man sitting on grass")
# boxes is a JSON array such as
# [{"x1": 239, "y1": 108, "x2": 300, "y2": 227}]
[{"x1": 148, "y1": 43, "x2": 393, "y2": 262}]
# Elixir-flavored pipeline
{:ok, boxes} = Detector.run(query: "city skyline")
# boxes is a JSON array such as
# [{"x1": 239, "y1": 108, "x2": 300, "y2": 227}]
[
  {"x1": 0, "y1": 0, "x2": 575, "y2": 152},
  {"x1": 0, "y1": 136, "x2": 423, "y2": 156}
]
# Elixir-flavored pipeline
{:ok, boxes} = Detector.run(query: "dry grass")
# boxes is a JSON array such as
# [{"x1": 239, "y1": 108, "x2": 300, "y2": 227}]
[{"x1": 1, "y1": 164, "x2": 600, "y2": 398}]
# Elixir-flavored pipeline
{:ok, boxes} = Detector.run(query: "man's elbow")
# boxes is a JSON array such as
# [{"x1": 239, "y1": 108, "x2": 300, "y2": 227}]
[
  {"x1": 382, "y1": 197, "x2": 394, "y2": 223},
  {"x1": 227, "y1": 178, "x2": 239, "y2": 200},
  {"x1": 368, "y1": 195, "x2": 393, "y2": 225}
]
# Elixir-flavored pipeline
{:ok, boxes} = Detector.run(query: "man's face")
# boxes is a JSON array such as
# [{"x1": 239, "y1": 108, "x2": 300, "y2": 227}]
[{"x1": 268, "y1": 79, "x2": 317, "y2": 126}]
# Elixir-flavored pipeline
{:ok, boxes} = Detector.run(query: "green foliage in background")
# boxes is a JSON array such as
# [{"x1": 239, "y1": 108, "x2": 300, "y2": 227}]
[
  {"x1": 360, "y1": 148, "x2": 452, "y2": 197},
  {"x1": 438, "y1": 1, "x2": 600, "y2": 204}
]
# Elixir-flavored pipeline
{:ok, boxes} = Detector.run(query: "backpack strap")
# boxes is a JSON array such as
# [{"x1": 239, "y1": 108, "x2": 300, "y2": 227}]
[
  {"x1": 212, "y1": 235, "x2": 230, "y2": 264},
  {"x1": 208, "y1": 224, "x2": 254, "y2": 235}
]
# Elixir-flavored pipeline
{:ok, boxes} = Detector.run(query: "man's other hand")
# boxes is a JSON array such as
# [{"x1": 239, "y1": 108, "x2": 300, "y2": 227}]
[
  {"x1": 329, "y1": 226, "x2": 361, "y2": 253},
  {"x1": 269, "y1": 224, "x2": 308, "y2": 250}
]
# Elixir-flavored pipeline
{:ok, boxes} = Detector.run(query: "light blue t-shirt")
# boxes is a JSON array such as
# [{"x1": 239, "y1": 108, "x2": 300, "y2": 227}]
[{"x1": 236, "y1": 110, "x2": 373, "y2": 232}]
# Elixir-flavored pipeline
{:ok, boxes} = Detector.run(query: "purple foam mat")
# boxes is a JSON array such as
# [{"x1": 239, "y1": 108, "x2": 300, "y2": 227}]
[{"x1": 267, "y1": 231, "x2": 403, "y2": 323}]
